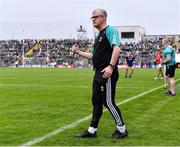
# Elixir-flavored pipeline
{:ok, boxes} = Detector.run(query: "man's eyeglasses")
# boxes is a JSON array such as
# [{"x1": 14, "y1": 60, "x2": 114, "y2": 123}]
[{"x1": 90, "y1": 15, "x2": 104, "y2": 20}]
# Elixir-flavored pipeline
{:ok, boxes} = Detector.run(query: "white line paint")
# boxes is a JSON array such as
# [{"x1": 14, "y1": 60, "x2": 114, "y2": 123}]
[{"x1": 20, "y1": 79, "x2": 180, "y2": 147}]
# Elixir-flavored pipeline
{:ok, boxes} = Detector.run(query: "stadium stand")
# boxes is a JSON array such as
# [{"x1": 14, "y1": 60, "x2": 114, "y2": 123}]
[{"x1": 0, "y1": 37, "x2": 179, "y2": 68}]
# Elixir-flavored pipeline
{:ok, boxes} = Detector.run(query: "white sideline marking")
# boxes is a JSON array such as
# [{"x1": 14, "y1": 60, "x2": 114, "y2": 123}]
[{"x1": 20, "y1": 79, "x2": 180, "y2": 147}]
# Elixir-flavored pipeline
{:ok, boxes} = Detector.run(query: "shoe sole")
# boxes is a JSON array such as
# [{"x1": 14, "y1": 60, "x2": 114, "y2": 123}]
[
  {"x1": 106, "y1": 134, "x2": 128, "y2": 139},
  {"x1": 74, "y1": 135, "x2": 97, "y2": 138},
  {"x1": 112, "y1": 134, "x2": 128, "y2": 139}
]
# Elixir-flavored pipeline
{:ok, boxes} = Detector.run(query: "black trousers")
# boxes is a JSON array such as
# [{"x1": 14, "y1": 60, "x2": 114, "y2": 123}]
[{"x1": 90, "y1": 69, "x2": 124, "y2": 128}]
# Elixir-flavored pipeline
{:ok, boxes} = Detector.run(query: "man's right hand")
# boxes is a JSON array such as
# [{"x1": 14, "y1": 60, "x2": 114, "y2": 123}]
[
  {"x1": 72, "y1": 44, "x2": 93, "y2": 60},
  {"x1": 72, "y1": 44, "x2": 80, "y2": 55}
]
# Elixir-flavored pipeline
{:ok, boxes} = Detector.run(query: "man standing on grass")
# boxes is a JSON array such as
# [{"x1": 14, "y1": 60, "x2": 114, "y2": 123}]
[
  {"x1": 125, "y1": 52, "x2": 135, "y2": 78},
  {"x1": 162, "y1": 38, "x2": 176, "y2": 96},
  {"x1": 72, "y1": 8, "x2": 128, "y2": 139},
  {"x1": 154, "y1": 49, "x2": 164, "y2": 80}
]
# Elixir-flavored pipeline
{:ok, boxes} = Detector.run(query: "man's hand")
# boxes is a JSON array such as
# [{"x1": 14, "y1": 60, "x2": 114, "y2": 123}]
[
  {"x1": 72, "y1": 44, "x2": 80, "y2": 54},
  {"x1": 72, "y1": 44, "x2": 93, "y2": 60},
  {"x1": 101, "y1": 66, "x2": 113, "y2": 78},
  {"x1": 162, "y1": 56, "x2": 171, "y2": 64}
]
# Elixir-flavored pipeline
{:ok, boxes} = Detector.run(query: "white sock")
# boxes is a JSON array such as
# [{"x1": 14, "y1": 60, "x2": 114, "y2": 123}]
[
  {"x1": 117, "y1": 125, "x2": 126, "y2": 133},
  {"x1": 88, "y1": 126, "x2": 97, "y2": 134}
]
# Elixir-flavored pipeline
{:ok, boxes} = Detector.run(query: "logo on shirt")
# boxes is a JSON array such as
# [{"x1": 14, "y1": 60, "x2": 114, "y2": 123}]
[{"x1": 99, "y1": 37, "x2": 103, "y2": 42}]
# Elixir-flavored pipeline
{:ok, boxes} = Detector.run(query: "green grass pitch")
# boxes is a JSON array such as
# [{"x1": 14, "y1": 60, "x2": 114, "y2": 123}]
[{"x1": 0, "y1": 68, "x2": 180, "y2": 146}]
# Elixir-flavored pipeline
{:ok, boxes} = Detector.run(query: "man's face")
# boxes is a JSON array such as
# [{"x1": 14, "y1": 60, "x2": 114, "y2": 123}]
[
  {"x1": 91, "y1": 10, "x2": 105, "y2": 29},
  {"x1": 162, "y1": 41, "x2": 166, "y2": 47}
]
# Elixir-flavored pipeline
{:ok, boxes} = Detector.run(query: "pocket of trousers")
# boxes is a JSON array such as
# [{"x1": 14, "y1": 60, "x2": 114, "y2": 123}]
[{"x1": 95, "y1": 71, "x2": 107, "y2": 85}]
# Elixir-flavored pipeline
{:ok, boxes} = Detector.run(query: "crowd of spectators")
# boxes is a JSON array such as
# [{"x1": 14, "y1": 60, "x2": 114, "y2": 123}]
[
  {"x1": 120, "y1": 41, "x2": 157, "y2": 68},
  {"x1": 0, "y1": 39, "x2": 37, "y2": 66},
  {"x1": 0, "y1": 39, "x2": 92, "y2": 67},
  {"x1": 119, "y1": 37, "x2": 178, "y2": 68},
  {"x1": 0, "y1": 37, "x2": 178, "y2": 68}
]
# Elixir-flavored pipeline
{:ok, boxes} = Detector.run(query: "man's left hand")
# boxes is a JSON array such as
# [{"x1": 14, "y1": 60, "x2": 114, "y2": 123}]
[{"x1": 101, "y1": 66, "x2": 113, "y2": 78}]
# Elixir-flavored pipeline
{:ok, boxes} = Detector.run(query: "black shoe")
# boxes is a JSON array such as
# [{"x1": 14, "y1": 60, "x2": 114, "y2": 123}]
[
  {"x1": 125, "y1": 76, "x2": 127, "y2": 78},
  {"x1": 112, "y1": 129, "x2": 128, "y2": 139},
  {"x1": 164, "y1": 91, "x2": 171, "y2": 95},
  {"x1": 129, "y1": 76, "x2": 131, "y2": 78},
  {"x1": 75, "y1": 130, "x2": 97, "y2": 138},
  {"x1": 167, "y1": 93, "x2": 176, "y2": 96}
]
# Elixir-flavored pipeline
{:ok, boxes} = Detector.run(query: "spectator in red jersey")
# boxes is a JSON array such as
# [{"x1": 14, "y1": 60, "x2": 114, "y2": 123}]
[{"x1": 154, "y1": 49, "x2": 164, "y2": 80}]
